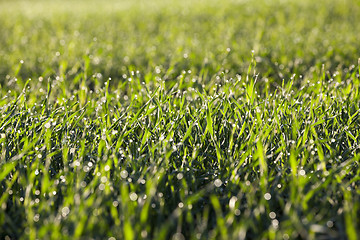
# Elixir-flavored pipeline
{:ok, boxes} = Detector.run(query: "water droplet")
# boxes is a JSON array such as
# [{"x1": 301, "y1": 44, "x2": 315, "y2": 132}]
[
  {"x1": 229, "y1": 196, "x2": 237, "y2": 210},
  {"x1": 101, "y1": 176, "x2": 107, "y2": 183},
  {"x1": 264, "y1": 193, "x2": 271, "y2": 200},
  {"x1": 141, "y1": 230, "x2": 148, "y2": 238},
  {"x1": 99, "y1": 184, "x2": 105, "y2": 191},
  {"x1": 61, "y1": 207, "x2": 70, "y2": 217},
  {"x1": 33, "y1": 214, "x2": 40, "y2": 222},
  {"x1": 129, "y1": 192, "x2": 138, "y2": 201},
  {"x1": 172, "y1": 232, "x2": 185, "y2": 240},
  {"x1": 214, "y1": 179, "x2": 222, "y2": 187},
  {"x1": 283, "y1": 233, "x2": 289, "y2": 240},
  {"x1": 70, "y1": 148, "x2": 75, "y2": 154},
  {"x1": 272, "y1": 219, "x2": 279, "y2": 228},
  {"x1": 177, "y1": 173, "x2": 183, "y2": 180},
  {"x1": 327, "y1": 221, "x2": 334, "y2": 228}
]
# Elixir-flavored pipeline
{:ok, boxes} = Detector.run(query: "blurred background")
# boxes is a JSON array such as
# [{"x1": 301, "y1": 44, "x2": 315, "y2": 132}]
[{"x1": 1, "y1": 0, "x2": 360, "y2": 91}]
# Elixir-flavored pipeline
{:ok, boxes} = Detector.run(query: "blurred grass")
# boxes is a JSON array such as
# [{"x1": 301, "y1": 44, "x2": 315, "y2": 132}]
[{"x1": 1, "y1": 0, "x2": 360, "y2": 89}]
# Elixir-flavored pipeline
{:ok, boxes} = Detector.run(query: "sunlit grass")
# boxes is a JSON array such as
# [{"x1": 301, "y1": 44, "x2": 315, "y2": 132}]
[{"x1": 0, "y1": 0, "x2": 359, "y2": 239}]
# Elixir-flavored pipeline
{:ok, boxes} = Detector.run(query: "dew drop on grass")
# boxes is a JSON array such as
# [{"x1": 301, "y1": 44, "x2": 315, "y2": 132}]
[
  {"x1": 229, "y1": 196, "x2": 237, "y2": 210},
  {"x1": 176, "y1": 173, "x2": 183, "y2": 180},
  {"x1": 61, "y1": 207, "x2": 70, "y2": 217},
  {"x1": 327, "y1": 221, "x2": 334, "y2": 228},
  {"x1": 101, "y1": 176, "x2": 107, "y2": 183},
  {"x1": 129, "y1": 192, "x2": 138, "y2": 201},
  {"x1": 33, "y1": 214, "x2": 40, "y2": 222},
  {"x1": 272, "y1": 219, "x2": 279, "y2": 228},
  {"x1": 120, "y1": 170, "x2": 129, "y2": 179},
  {"x1": 269, "y1": 212, "x2": 276, "y2": 219},
  {"x1": 141, "y1": 231, "x2": 148, "y2": 238},
  {"x1": 214, "y1": 179, "x2": 222, "y2": 187},
  {"x1": 283, "y1": 234, "x2": 290, "y2": 240},
  {"x1": 112, "y1": 201, "x2": 119, "y2": 207},
  {"x1": 172, "y1": 233, "x2": 185, "y2": 240},
  {"x1": 264, "y1": 193, "x2": 271, "y2": 200},
  {"x1": 99, "y1": 184, "x2": 105, "y2": 191},
  {"x1": 44, "y1": 122, "x2": 51, "y2": 129}
]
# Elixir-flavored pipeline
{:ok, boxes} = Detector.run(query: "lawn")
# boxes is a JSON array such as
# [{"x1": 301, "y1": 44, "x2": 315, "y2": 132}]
[{"x1": 0, "y1": 0, "x2": 359, "y2": 239}]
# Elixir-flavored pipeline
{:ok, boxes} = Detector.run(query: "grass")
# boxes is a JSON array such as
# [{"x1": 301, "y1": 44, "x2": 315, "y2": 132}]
[{"x1": 0, "y1": 0, "x2": 360, "y2": 239}]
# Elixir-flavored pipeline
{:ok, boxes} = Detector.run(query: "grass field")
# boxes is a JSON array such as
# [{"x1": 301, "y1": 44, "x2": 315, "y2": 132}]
[{"x1": 0, "y1": 0, "x2": 360, "y2": 239}]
